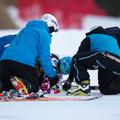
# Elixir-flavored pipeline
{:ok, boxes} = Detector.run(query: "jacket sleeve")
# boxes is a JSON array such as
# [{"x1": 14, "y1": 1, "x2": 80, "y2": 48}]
[
  {"x1": 76, "y1": 37, "x2": 90, "y2": 54},
  {"x1": 38, "y1": 31, "x2": 57, "y2": 78}
]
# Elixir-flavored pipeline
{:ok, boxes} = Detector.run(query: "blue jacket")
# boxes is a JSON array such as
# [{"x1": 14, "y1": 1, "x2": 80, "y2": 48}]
[
  {"x1": 1, "y1": 20, "x2": 57, "y2": 78},
  {"x1": 0, "y1": 35, "x2": 16, "y2": 58}
]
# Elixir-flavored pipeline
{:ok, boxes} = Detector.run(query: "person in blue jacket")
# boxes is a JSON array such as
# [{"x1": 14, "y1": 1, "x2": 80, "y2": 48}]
[
  {"x1": 62, "y1": 26, "x2": 120, "y2": 95},
  {"x1": 0, "y1": 35, "x2": 16, "y2": 58},
  {"x1": 0, "y1": 13, "x2": 60, "y2": 94}
]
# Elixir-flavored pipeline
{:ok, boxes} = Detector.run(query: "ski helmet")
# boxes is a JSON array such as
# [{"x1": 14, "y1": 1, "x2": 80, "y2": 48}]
[
  {"x1": 59, "y1": 56, "x2": 72, "y2": 75},
  {"x1": 40, "y1": 13, "x2": 59, "y2": 33}
]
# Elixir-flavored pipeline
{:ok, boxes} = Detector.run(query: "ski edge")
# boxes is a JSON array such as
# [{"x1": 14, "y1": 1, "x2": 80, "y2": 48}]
[{"x1": 0, "y1": 94, "x2": 102, "y2": 102}]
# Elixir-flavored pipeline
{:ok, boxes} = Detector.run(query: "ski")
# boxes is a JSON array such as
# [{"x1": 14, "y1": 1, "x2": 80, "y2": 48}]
[
  {"x1": 0, "y1": 83, "x2": 101, "y2": 102},
  {"x1": 0, "y1": 94, "x2": 102, "y2": 102}
]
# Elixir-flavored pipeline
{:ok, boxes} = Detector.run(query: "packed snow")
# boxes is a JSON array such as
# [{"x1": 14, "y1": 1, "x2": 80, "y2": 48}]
[{"x1": 0, "y1": 29, "x2": 120, "y2": 120}]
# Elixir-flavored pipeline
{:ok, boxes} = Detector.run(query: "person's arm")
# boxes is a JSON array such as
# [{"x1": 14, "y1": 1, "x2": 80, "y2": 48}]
[
  {"x1": 38, "y1": 32, "x2": 60, "y2": 87},
  {"x1": 76, "y1": 37, "x2": 90, "y2": 54},
  {"x1": 69, "y1": 37, "x2": 90, "y2": 81},
  {"x1": 38, "y1": 32, "x2": 57, "y2": 78}
]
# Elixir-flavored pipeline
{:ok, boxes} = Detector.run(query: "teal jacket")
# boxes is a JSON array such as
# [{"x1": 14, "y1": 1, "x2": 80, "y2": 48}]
[
  {"x1": 89, "y1": 34, "x2": 120, "y2": 56},
  {"x1": 1, "y1": 20, "x2": 57, "y2": 78}
]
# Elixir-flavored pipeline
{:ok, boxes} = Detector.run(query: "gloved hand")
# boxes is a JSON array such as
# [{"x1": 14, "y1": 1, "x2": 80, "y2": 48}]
[
  {"x1": 62, "y1": 79, "x2": 72, "y2": 91},
  {"x1": 41, "y1": 78, "x2": 50, "y2": 92},
  {"x1": 41, "y1": 73, "x2": 61, "y2": 92}
]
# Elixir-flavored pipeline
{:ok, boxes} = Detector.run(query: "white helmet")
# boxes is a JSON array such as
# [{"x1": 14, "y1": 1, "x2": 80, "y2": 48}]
[{"x1": 40, "y1": 13, "x2": 59, "y2": 33}]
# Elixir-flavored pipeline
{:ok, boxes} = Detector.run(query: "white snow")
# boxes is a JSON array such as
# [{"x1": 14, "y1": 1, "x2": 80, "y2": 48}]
[{"x1": 0, "y1": 29, "x2": 120, "y2": 120}]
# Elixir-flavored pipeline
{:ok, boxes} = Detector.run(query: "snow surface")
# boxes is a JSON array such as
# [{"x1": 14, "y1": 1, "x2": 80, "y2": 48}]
[{"x1": 0, "y1": 29, "x2": 120, "y2": 120}]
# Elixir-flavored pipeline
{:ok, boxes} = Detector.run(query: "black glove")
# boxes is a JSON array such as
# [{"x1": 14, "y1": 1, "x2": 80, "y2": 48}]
[
  {"x1": 62, "y1": 79, "x2": 72, "y2": 91},
  {"x1": 49, "y1": 75, "x2": 59, "y2": 88}
]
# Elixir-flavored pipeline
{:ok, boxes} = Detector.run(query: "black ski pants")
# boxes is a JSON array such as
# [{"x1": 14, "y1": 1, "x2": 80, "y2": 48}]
[
  {"x1": 0, "y1": 60, "x2": 41, "y2": 93},
  {"x1": 68, "y1": 52, "x2": 120, "y2": 94}
]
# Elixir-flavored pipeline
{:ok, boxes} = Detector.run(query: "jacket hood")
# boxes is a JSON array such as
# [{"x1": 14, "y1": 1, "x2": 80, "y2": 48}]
[{"x1": 26, "y1": 20, "x2": 49, "y2": 32}]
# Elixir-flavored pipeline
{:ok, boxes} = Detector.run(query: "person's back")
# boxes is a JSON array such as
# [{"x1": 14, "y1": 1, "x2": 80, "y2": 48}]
[
  {"x1": 1, "y1": 21, "x2": 49, "y2": 66},
  {"x1": 105, "y1": 27, "x2": 120, "y2": 48},
  {"x1": 88, "y1": 34, "x2": 120, "y2": 56},
  {"x1": 86, "y1": 26, "x2": 120, "y2": 57}
]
